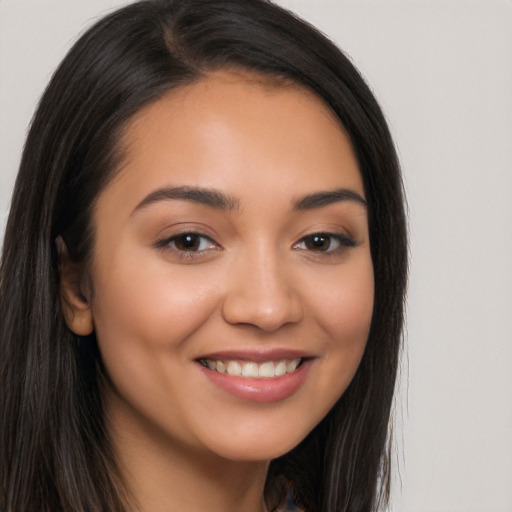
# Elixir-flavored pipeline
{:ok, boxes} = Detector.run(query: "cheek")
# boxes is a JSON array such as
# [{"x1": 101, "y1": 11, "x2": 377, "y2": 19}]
[
  {"x1": 90, "y1": 250, "x2": 222, "y2": 352},
  {"x1": 88, "y1": 253, "x2": 226, "y2": 441},
  {"x1": 304, "y1": 256, "x2": 374, "y2": 397},
  {"x1": 310, "y1": 256, "x2": 374, "y2": 344}
]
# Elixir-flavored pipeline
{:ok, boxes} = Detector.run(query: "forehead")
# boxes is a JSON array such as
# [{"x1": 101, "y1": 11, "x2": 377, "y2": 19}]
[{"x1": 101, "y1": 70, "x2": 364, "y2": 215}]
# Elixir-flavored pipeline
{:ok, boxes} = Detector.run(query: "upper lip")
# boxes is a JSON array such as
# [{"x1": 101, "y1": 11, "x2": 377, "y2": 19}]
[{"x1": 196, "y1": 348, "x2": 315, "y2": 362}]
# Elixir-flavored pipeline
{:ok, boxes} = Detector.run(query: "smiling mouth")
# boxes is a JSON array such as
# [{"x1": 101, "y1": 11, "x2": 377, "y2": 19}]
[{"x1": 198, "y1": 358, "x2": 303, "y2": 379}]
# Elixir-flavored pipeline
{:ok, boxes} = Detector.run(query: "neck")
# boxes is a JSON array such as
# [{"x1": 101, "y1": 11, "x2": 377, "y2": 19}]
[{"x1": 105, "y1": 392, "x2": 271, "y2": 512}]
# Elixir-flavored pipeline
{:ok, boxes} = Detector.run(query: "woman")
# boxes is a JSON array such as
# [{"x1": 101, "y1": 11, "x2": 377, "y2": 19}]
[{"x1": 0, "y1": 1, "x2": 407, "y2": 511}]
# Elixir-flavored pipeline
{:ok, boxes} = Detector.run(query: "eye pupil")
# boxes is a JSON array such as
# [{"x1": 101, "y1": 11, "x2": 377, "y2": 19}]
[
  {"x1": 306, "y1": 234, "x2": 330, "y2": 251},
  {"x1": 175, "y1": 234, "x2": 200, "y2": 251}
]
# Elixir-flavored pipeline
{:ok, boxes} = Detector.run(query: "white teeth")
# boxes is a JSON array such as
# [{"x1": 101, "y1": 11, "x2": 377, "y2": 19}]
[
  {"x1": 226, "y1": 361, "x2": 242, "y2": 376},
  {"x1": 242, "y1": 362, "x2": 259, "y2": 377},
  {"x1": 274, "y1": 360, "x2": 287, "y2": 376},
  {"x1": 258, "y1": 361, "x2": 275, "y2": 378},
  {"x1": 287, "y1": 358, "x2": 300, "y2": 372},
  {"x1": 202, "y1": 357, "x2": 303, "y2": 378}
]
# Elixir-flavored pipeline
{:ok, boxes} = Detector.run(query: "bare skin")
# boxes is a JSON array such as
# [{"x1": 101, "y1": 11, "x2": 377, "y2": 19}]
[
  {"x1": 60, "y1": 70, "x2": 374, "y2": 511},
  {"x1": 106, "y1": 393, "x2": 270, "y2": 512}
]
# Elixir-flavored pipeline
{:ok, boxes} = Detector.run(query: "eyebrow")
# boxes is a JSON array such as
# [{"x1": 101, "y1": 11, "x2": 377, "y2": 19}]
[
  {"x1": 293, "y1": 188, "x2": 367, "y2": 210},
  {"x1": 133, "y1": 186, "x2": 240, "y2": 214},
  {"x1": 132, "y1": 185, "x2": 366, "y2": 215}
]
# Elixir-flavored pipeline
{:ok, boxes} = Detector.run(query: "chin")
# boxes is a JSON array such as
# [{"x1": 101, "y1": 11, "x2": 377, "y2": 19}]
[{"x1": 201, "y1": 423, "x2": 313, "y2": 463}]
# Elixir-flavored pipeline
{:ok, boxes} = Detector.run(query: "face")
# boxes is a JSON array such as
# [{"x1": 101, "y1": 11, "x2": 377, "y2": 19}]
[{"x1": 64, "y1": 71, "x2": 374, "y2": 462}]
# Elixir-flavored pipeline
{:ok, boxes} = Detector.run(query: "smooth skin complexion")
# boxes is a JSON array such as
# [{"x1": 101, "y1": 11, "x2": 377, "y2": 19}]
[{"x1": 60, "y1": 70, "x2": 374, "y2": 512}]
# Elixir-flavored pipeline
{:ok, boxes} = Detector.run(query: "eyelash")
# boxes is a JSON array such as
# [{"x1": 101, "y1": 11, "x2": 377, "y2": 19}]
[
  {"x1": 155, "y1": 230, "x2": 356, "y2": 261},
  {"x1": 293, "y1": 232, "x2": 356, "y2": 256},
  {"x1": 154, "y1": 232, "x2": 220, "y2": 260}
]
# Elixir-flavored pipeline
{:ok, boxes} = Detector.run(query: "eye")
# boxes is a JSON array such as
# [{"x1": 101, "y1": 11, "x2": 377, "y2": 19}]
[
  {"x1": 167, "y1": 233, "x2": 217, "y2": 252},
  {"x1": 294, "y1": 232, "x2": 356, "y2": 253}
]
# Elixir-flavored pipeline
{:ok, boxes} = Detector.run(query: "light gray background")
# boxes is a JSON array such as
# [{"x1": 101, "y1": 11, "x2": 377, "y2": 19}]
[{"x1": 1, "y1": 1, "x2": 511, "y2": 511}]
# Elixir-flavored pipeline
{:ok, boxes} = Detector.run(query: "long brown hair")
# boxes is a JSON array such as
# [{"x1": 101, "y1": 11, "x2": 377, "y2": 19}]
[{"x1": 0, "y1": 1, "x2": 407, "y2": 510}]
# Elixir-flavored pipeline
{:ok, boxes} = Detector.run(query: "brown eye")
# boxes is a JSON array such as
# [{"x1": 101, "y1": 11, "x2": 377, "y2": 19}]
[
  {"x1": 174, "y1": 234, "x2": 200, "y2": 251},
  {"x1": 304, "y1": 234, "x2": 332, "y2": 252},
  {"x1": 168, "y1": 233, "x2": 215, "y2": 252},
  {"x1": 294, "y1": 232, "x2": 356, "y2": 254}
]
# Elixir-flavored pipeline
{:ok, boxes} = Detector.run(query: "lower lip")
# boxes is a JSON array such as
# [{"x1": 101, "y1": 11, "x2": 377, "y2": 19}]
[{"x1": 198, "y1": 360, "x2": 312, "y2": 403}]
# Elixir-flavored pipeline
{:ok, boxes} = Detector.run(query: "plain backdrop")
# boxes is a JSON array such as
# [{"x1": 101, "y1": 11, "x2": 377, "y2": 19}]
[{"x1": 1, "y1": 1, "x2": 511, "y2": 511}]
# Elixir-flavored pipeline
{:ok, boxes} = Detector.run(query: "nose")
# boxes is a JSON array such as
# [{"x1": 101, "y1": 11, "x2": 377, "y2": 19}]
[{"x1": 221, "y1": 246, "x2": 303, "y2": 332}]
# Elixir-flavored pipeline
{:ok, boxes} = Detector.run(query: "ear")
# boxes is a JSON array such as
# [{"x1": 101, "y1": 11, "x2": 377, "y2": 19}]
[{"x1": 56, "y1": 236, "x2": 94, "y2": 336}]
